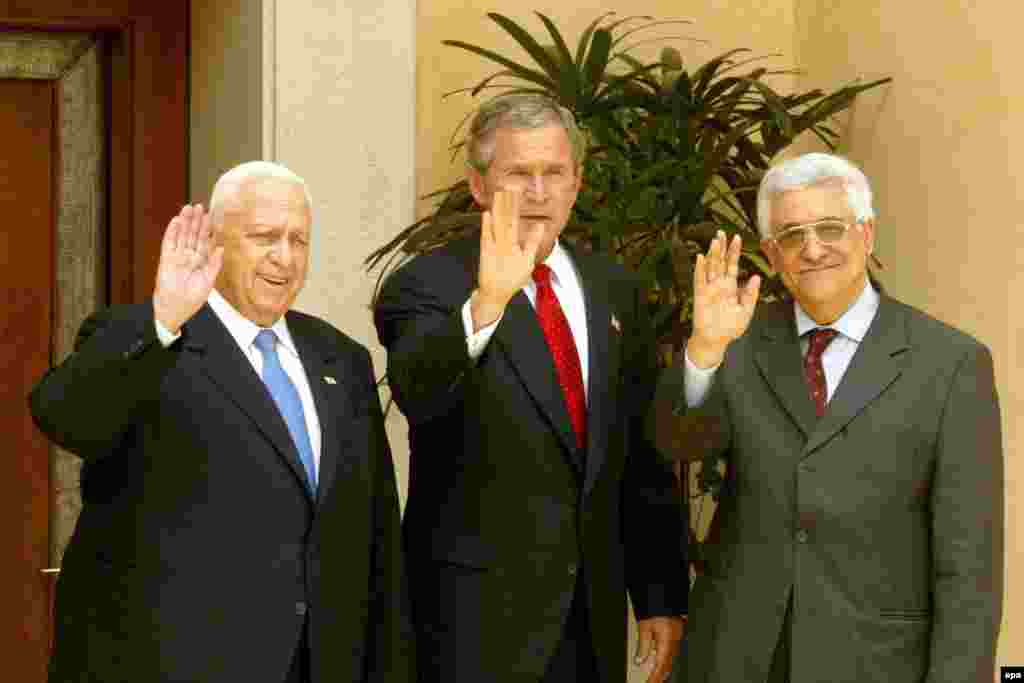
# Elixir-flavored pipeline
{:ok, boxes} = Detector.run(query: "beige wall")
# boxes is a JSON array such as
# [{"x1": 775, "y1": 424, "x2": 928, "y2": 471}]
[
  {"x1": 416, "y1": 2, "x2": 797, "y2": 211},
  {"x1": 190, "y1": 0, "x2": 417, "y2": 503},
  {"x1": 189, "y1": 0, "x2": 264, "y2": 202},
  {"x1": 794, "y1": 0, "x2": 1019, "y2": 664}
]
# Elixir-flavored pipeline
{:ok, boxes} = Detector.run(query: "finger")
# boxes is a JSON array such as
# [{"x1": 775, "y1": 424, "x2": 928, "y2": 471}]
[
  {"x1": 647, "y1": 647, "x2": 672, "y2": 683},
  {"x1": 490, "y1": 190, "x2": 508, "y2": 246},
  {"x1": 634, "y1": 627, "x2": 653, "y2": 665},
  {"x1": 693, "y1": 253, "x2": 706, "y2": 295},
  {"x1": 182, "y1": 205, "x2": 199, "y2": 252},
  {"x1": 163, "y1": 217, "x2": 182, "y2": 255},
  {"x1": 204, "y1": 246, "x2": 224, "y2": 283},
  {"x1": 497, "y1": 189, "x2": 521, "y2": 249},
  {"x1": 740, "y1": 274, "x2": 762, "y2": 310},
  {"x1": 708, "y1": 231, "x2": 724, "y2": 282},
  {"x1": 726, "y1": 234, "x2": 742, "y2": 280},
  {"x1": 196, "y1": 206, "x2": 213, "y2": 258}
]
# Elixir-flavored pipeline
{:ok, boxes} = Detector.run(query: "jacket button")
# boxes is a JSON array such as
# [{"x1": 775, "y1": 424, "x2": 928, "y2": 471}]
[
  {"x1": 796, "y1": 530, "x2": 809, "y2": 543},
  {"x1": 568, "y1": 564, "x2": 578, "y2": 576},
  {"x1": 295, "y1": 602, "x2": 308, "y2": 616}
]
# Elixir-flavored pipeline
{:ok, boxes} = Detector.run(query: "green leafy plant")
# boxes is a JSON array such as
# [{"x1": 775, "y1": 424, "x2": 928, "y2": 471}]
[{"x1": 366, "y1": 11, "x2": 890, "y2": 555}]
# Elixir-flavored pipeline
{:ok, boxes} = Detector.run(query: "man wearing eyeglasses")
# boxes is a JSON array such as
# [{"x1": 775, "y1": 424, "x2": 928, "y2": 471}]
[{"x1": 651, "y1": 152, "x2": 1003, "y2": 682}]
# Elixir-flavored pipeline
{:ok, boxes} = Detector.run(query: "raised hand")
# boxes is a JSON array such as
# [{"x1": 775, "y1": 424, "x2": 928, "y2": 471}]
[
  {"x1": 152, "y1": 204, "x2": 224, "y2": 334},
  {"x1": 470, "y1": 189, "x2": 544, "y2": 331},
  {"x1": 687, "y1": 231, "x2": 761, "y2": 368}
]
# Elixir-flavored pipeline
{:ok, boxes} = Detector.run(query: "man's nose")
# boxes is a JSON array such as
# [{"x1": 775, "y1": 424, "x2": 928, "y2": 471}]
[
  {"x1": 801, "y1": 233, "x2": 827, "y2": 260},
  {"x1": 269, "y1": 239, "x2": 294, "y2": 266},
  {"x1": 524, "y1": 174, "x2": 548, "y2": 199}
]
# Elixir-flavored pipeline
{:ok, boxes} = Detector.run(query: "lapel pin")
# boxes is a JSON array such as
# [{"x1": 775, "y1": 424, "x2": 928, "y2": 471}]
[
  {"x1": 323, "y1": 376, "x2": 337, "y2": 385},
  {"x1": 610, "y1": 314, "x2": 621, "y2": 333}
]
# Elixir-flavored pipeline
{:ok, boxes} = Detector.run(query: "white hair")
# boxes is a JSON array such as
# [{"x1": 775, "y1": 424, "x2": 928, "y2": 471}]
[
  {"x1": 756, "y1": 152, "x2": 875, "y2": 238},
  {"x1": 208, "y1": 161, "x2": 313, "y2": 226}
]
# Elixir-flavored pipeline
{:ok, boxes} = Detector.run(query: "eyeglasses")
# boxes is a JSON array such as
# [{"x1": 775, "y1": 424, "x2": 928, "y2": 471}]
[{"x1": 769, "y1": 218, "x2": 856, "y2": 252}]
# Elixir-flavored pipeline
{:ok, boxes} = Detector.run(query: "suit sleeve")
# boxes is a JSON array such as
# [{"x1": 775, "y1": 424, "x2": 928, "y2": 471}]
[
  {"x1": 623, "y1": 279, "x2": 689, "y2": 619},
  {"x1": 358, "y1": 347, "x2": 416, "y2": 682},
  {"x1": 926, "y1": 344, "x2": 1003, "y2": 683},
  {"x1": 28, "y1": 302, "x2": 179, "y2": 461},
  {"x1": 373, "y1": 255, "x2": 474, "y2": 425}
]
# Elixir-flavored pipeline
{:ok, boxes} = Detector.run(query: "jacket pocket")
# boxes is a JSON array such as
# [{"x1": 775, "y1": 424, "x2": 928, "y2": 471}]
[{"x1": 877, "y1": 608, "x2": 931, "y2": 622}]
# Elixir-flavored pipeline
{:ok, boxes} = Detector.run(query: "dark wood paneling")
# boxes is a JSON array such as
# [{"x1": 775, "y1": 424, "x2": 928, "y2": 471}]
[
  {"x1": 0, "y1": 0, "x2": 189, "y2": 303},
  {"x1": 0, "y1": 77, "x2": 56, "y2": 683}
]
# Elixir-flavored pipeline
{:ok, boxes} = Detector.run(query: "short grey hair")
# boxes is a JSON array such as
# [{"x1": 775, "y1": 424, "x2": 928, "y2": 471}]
[
  {"x1": 756, "y1": 152, "x2": 875, "y2": 238},
  {"x1": 209, "y1": 161, "x2": 313, "y2": 226},
  {"x1": 465, "y1": 93, "x2": 586, "y2": 173}
]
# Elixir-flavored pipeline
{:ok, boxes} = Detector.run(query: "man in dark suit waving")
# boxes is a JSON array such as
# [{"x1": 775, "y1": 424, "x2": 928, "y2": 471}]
[
  {"x1": 651, "y1": 153, "x2": 1003, "y2": 682},
  {"x1": 30, "y1": 162, "x2": 412, "y2": 682},
  {"x1": 374, "y1": 94, "x2": 687, "y2": 682}
]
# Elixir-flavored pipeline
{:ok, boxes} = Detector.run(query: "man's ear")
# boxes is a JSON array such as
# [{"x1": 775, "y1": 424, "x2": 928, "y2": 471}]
[
  {"x1": 860, "y1": 219, "x2": 876, "y2": 255},
  {"x1": 467, "y1": 168, "x2": 489, "y2": 208}
]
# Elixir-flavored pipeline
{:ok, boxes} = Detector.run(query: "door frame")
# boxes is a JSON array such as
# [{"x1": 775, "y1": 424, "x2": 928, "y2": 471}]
[{"x1": 0, "y1": 1, "x2": 189, "y2": 303}]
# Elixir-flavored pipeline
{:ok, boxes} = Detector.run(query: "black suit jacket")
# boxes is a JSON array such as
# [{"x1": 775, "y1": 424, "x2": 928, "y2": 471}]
[
  {"x1": 30, "y1": 302, "x2": 413, "y2": 683},
  {"x1": 374, "y1": 237, "x2": 687, "y2": 682}
]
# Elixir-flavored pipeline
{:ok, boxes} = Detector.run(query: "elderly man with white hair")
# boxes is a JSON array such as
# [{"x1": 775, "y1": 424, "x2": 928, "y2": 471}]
[
  {"x1": 30, "y1": 162, "x2": 413, "y2": 683},
  {"x1": 651, "y1": 152, "x2": 1003, "y2": 682}
]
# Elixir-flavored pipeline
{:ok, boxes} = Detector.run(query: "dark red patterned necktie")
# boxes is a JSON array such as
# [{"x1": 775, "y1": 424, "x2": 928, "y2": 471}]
[
  {"x1": 803, "y1": 327, "x2": 838, "y2": 417},
  {"x1": 532, "y1": 264, "x2": 587, "y2": 450}
]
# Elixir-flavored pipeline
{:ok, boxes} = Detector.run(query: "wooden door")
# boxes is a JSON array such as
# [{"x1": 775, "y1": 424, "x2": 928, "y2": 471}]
[{"x1": 0, "y1": 78, "x2": 56, "y2": 681}]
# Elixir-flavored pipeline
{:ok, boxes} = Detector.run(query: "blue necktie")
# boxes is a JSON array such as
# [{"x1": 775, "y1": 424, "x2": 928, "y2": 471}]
[{"x1": 254, "y1": 329, "x2": 317, "y2": 493}]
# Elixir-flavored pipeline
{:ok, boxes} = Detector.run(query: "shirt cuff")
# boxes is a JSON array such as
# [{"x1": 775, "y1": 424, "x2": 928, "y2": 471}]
[
  {"x1": 154, "y1": 318, "x2": 182, "y2": 348},
  {"x1": 462, "y1": 296, "x2": 502, "y2": 361},
  {"x1": 683, "y1": 348, "x2": 720, "y2": 408}
]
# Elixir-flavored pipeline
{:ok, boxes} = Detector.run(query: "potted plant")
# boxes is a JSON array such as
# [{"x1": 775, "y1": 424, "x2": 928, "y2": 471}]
[{"x1": 367, "y1": 10, "x2": 890, "y2": 565}]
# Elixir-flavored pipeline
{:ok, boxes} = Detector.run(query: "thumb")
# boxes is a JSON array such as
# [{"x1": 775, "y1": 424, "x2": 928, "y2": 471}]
[
  {"x1": 205, "y1": 246, "x2": 225, "y2": 281},
  {"x1": 634, "y1": 625, "x2": 654, "y2": 664}
]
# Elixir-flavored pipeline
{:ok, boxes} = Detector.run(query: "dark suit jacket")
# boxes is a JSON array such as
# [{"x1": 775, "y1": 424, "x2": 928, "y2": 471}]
[
  {"x1": 373, "y1": 237, "x2": 687, "y2": 682},
  {"x1": 30, "y1": 302, "x2": 413, "y2": 683},
  {"x1": 651, "y1": 296, "x2": 1003, "y2": 683}
]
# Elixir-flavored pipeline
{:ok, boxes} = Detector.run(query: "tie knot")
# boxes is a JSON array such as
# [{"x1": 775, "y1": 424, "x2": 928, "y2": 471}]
[
  {"x1": 532, "y1": 263, "x2": 552, "y2": 287},
  {"x1": 807, "y1": 327, "x2": 838, "y2": 353},
  {"x1": 253, "y1": 329, "x2": 278, "y2": 354}
]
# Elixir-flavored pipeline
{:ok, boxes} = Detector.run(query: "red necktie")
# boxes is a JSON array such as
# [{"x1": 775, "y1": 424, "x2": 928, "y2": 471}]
[
  {"x1": 532, "y1": 264, "x2": 587, "y2": 450},
  {"x1": 803, "y1": 328, "x2": 838, "y2": 417}
]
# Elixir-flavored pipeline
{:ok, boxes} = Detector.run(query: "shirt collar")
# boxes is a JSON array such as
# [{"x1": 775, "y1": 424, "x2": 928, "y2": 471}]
[
  {"x1": 794, "y1": 279, "x2": 880, "y2": 342},
  {"x1": 541, "y1": 240, "x2": 574, "y2": 287},
  {"x1": 207, "y1": 289, "x2": 299, "y2": 358}
]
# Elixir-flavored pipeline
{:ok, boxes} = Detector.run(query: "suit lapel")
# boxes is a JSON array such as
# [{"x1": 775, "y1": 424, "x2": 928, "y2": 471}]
[
  {"x1": 183, "y1": 305, "x2": 314, "y2": 499},
  {"x1": 752, "y1": 304, "x2": 818, "y2": 438},
  {"x1": 804, "y1": 297, "x2": 910, "y2": 456},
  {"x1": 494, "y1": 290, "x2": 582, "y2": 467},
  {"x1": 288, "y1": 316, "x2": 356, "y2": 503},
  {"x1": 568, "y1": 247, "x2": 617, "y2": 496}
]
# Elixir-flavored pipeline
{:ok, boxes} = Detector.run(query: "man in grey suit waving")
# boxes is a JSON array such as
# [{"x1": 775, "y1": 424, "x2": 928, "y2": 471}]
[{"x1": 652, "y1": 153, "x2": 1003, "y2": 682}]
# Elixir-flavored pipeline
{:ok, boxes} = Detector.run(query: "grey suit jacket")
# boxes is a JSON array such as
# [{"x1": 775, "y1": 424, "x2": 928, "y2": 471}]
[{"x1": 651, "y1": 296, "x2": 1002, "y2": 683}]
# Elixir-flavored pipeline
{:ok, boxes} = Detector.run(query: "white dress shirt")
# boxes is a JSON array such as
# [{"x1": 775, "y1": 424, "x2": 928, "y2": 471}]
[
  {"x1": 683, "y1": 280, "x2": 880, "y2": 408},
  {"x1": 155, "y1": 290, "x2": 322, "y2": 473},
  {"x1": 461, "y1": 240, "x2": 590, "y2": 395}
]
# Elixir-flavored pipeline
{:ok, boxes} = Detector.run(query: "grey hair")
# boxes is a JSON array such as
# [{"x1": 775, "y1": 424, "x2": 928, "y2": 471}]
[
  {"x1": 756, "y1": 152, "x2": 875, "y2": 238},
  {"x1": 209, "y1": 160, "x2": 313, "y2": 226},
  {"x1": 465, "y1": 93, "x2": 586, "y2": 173}
]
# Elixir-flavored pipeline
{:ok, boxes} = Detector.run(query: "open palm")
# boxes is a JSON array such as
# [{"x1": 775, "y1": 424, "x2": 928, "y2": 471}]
[
  {"x1": 690, "y1": 232, "x2": 760, "y2": 364},
  {"x1": 152, "y1": 204, "x2": 224, "y2": 333}
]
